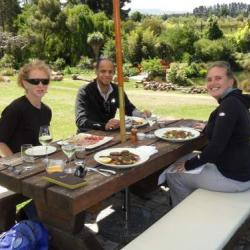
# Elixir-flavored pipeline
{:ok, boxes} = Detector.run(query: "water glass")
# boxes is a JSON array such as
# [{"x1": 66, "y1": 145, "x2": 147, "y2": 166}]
[{"x1": 21, "y1": 144, "x2": 34, "y2": 170}]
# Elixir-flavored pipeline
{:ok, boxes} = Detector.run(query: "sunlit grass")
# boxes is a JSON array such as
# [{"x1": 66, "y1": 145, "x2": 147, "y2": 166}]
[{"x1": 0, "y1": 75, "x2": 218, "y2": 140}]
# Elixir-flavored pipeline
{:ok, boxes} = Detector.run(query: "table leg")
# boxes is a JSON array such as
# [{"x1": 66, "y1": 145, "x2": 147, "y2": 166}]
[{"x1": 35, "y1": 202, "x2": 103, "y2": 250}]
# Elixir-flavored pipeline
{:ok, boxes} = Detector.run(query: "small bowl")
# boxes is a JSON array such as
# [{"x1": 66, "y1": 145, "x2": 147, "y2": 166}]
[
  {"x1": 137, "y1": 133, "x2": 146, "y2": 140},
  {"x1": 46, "y1": 159, "x2": 65, "y2": 174}
]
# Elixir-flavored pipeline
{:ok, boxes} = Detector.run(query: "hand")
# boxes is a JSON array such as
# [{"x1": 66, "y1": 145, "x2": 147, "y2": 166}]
[
  {"x1": 105, "y1": 118, "x2": 120, "y2": 131},
  {"x1": 175, "y1": 162, "x2": 186, "y2": 173},
  {"x1": 192, "y1": 122, "x2": 205, "y2": 132},
  {"x1": 142, "y1": 110, "x2": 151, "y2": 118}
]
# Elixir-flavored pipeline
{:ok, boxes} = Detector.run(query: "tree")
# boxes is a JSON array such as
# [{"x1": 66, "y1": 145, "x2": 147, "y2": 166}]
[
  {"x1": 206, "y1": 16, "x2": 224, "y2": 40},
  {"x1": 235, "y1": 21, "x2": 250, "y2": 52},
  {"x1": 65, "y1": 0, "x2": 131, "y2": 19},
  {"x1": 0, "y1": 0, "x2": 21, "y2": 32},
  {"x1": 87, "y1": 32, "x2": 104, "y2": 62}
]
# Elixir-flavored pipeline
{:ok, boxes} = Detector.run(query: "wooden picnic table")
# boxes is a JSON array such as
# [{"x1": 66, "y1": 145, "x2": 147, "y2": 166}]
[{"x1": 0, "y1": 119, "x2": 207, "y2": 250}]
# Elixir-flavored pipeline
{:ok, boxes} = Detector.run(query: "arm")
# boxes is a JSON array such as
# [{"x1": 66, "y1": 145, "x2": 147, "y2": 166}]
[
  {"x1": 185, "y1": 99, "x2": 238, "y2": 170},
  {"x1": 0, "y1": 142, "x2": 13, "y2": 157},
  {"x1": 0, "y1": 103, "x2": 20, "y2": 155},
  {"x1": 75, "y1": 87, "x2": 106, "y2": 131}
]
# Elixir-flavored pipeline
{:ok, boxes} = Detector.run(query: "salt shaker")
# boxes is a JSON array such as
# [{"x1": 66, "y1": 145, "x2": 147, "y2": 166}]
[{"x1": 130, "y1": 126, "x2": 138, "y2": 144}]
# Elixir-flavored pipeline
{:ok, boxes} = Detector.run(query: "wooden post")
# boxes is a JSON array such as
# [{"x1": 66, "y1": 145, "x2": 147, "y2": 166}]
[{"x1": 113, "y1": 0, "x2": 126, "y2": 143}]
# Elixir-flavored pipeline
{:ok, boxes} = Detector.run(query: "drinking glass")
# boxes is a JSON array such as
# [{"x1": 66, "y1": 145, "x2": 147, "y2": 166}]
[
  {"x1": 21, "y1": 144, "x2": 34, "y2": 170},
  {"x1": 61, "y1": 143, "x2": 76, "y2": 174},
  {"x1": 39, "y1": 125, "x2": 53, "y2": 163}
]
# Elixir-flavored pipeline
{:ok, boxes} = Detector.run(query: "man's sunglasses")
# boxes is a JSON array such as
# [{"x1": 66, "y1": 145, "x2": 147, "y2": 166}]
[{"x1": 25, "y1": 78, "x2": 50, "y2": 85}]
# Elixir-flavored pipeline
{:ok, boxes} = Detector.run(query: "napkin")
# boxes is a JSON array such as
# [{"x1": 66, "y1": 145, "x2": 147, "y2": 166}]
[
  {"x1": 0, "y1": 157, "x2": 23, "y2": 167},
  {"x1": 136, "y1": 145, "x2": 158, "y2": 157},
  {"x1": 158, "y1": 165, "x2": 205, "y2": 185}
]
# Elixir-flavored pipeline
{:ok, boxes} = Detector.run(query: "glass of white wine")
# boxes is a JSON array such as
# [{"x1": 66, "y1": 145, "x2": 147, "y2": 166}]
[
  {"x1": 61, "y1": 143, "x2": 76, "y2": 174},
  {"x1": 39, "y1": 125, "x2": 53, "y2": 163}
]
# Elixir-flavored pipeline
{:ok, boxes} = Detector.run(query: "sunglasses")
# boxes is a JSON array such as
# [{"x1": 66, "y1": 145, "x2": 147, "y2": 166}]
[{"x1": 25, "y1": 78, "x2": 50, "y2": 85}]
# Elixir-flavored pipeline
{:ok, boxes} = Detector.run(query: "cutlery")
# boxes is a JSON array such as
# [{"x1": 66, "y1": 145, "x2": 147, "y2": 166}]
[
  {"x1": 86, "y1": 167, "x2": 111, "y2": 177},
  {"x1": 98, "y1": 168, "x2": 116, "y2": 175}
]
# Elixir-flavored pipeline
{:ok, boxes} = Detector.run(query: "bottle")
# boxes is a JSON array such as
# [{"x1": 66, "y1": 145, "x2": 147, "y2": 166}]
[{"x1": 130, "y1": 126, "x2": 138, "y2": 144}]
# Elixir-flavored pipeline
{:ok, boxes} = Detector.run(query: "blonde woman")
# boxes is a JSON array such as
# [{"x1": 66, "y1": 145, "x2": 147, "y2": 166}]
[{"x1": 0, "y1": 59, "x2": 52, "y2": 157}]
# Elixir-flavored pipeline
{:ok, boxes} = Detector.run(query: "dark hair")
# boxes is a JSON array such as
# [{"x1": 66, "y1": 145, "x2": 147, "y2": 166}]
[
  {"x1": 95, "y1": 57, "x2": 115, "y2": 70},
  {"x1": 207, "y1": 61, "x2": 237, "y2": 87}
]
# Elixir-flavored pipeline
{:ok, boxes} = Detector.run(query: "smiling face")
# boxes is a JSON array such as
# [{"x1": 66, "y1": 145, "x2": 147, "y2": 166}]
[
  {"x1": 23, "y1": 69, "x2": 49, "y2": 100},
  {"x1": 96, "y1": 59, "x2": 114, "y2": 87},
  {"x1": 206, "y1": 66, "x2": 234, "y2": 100}
]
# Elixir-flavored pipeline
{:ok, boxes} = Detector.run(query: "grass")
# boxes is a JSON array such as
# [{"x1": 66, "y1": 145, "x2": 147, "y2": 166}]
[{"x1": 0, "y1": 75, "x2": 217, "y2": 140}]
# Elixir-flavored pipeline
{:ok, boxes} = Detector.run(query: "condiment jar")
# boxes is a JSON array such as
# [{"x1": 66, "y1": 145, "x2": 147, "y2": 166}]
[{"x1": 130, "y1": 126, "x2": 138, "y2": 144}]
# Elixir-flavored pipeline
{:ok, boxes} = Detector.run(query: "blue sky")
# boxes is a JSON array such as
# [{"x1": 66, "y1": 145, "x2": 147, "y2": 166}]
[{"x1": 125, "y1": 0, "x2": 250, "y2": 13}]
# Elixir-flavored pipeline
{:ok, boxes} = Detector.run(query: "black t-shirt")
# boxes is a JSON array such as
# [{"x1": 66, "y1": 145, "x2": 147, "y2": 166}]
[{"x1": 0, "y1": 96, "x2": 52, "y2": 153}]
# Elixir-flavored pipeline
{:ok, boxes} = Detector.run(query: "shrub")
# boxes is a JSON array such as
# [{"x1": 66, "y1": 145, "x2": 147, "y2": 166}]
[
  {"x1": 53, "y1": 58, "x2": 66, "y2": 71},
  {"x1": 234, "y1": 52, "x2": 250, "y2": 70},
  {"x1": 63, "y1": 66, "x2": 82, "y2": 75},
  {"x1": 194, "y1": 38, "x2": 236, "y2": 62},
  {"x1": 123, "y1": 63, "x2": 140, "y2": 77},
  {"x1": 77, "y1": 56, "x2": 93, "y2": 70},
  {"x1": 0, "y1": 68, "x2": 15, "y2": 76},
  {"x1": 167, "y1": 63, "x2": 191, "y2": 86},
  {"x1": 239, "y1": 79, "x2": 250, "y2": 92},
  {"x1": 141, "y1": 58, "x2": 165, "y2": 80},
  {"x1": 0, "y1": 54, "x2": 15, "y2": 68}
]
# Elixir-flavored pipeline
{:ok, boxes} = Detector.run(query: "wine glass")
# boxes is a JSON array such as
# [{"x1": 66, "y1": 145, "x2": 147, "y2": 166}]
[
  {"x1": 39, "y1": 125, "x2": 53, "y2": 163},
  {"x1": 61, "y1": 143, "x2": 76, "y2": 174}
]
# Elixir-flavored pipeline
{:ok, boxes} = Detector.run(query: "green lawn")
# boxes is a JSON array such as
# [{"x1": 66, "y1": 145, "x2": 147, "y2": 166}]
[{"x1": 0, "y1": 76, "x2": 217, "y2": 140}]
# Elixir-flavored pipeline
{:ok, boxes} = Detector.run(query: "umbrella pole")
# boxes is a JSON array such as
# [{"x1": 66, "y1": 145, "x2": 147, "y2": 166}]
[{"x1": 113, "y1": 0, "x2": 126, "y2": 143}]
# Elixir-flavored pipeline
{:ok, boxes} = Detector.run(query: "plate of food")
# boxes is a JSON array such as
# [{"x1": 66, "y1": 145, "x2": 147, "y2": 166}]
[
  {"x1": 62, "y1": 133, "x2": 113, "y2": 150},
  {"x1": 154, "y1": 127, "x2": 200, "y2": 142},
  {"x1": 26, "y1": 145, "x2": 57, "y2": 156},
  {"x1": 125, "y1": 116, "x2": 148, "y2": 128},
  {"x1": 94, "y1": 147, "x2": 149, "y2": 168}
]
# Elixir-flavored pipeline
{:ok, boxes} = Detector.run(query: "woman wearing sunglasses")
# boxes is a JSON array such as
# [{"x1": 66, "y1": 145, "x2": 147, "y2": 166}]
[{"x1": 0, "y1": 59, "x2": 52, "y2": 157}]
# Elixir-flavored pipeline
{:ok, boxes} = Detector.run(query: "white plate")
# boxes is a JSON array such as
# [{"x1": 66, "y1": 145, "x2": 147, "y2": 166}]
[
  {"x1": 26, "y1": 145, "x2": 57, "y2": 156},
  {"x1": 154, "y1": 127, "x2": 200, "y2": 142},
  {"x1": 94, "y1": 147, "x2": 150, "y2": 168},
  {"x1": 125, "y1": 116, "x2": 148, "y2": 128},
  {"x1": 66, "y1": 133, "x2": 113, "y2": 150}
]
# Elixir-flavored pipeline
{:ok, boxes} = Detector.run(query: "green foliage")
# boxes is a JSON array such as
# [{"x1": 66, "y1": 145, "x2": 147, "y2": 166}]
[
  {"x1": 77, "y1": 56, "x2": 93, "y2": 70},
  {"x1": 167, "y1": 63, "x2": 191, "y2": 86},
  {"x1": 206, "y1": 16, "x2": 224, "y2": 40},
  {"x1": 194, "y1": 38, "x2": 236, "y2": 62},
  {"x1": 185, "y1": 62, "x2": 207, "y2": 78},
  {"x1": 63, "y1": 66, "x2": 82, "y2": 75},
  {"x1": 0, "y1": 54, "x2": 15, "y2": 68},
  {"x1": 234, "y1": 52, "x2": 250, "y2": 70},
  {"x1": 130, "y1": 11, "x2": 144, "y2": 22},
  {"x1": 235, "y1": 22, "x2": 250, "y2": 52},
  {"x1": 141, "y1": 58, "x2": 165, "y2": 79},
  {"x1": 123, "y1": 63, "x2": 139, "y2": 77},
  {"x1": 0, "y1": 0, "x2": 21, "y2": 32},
  {"x1": 102, "y1": 38, "x2": 116, "y2": 60},
  {"x1": 0, "y1": 67, "x2": 15, "y2": 76},
  {"x1": 52, "y1": 58, "x2": 66, "y2": 70},
  {"x1": 160, "y1": 25, "x2": 199, "y2": 61},
  {"x1": 141, "y1": 16, "x2": 165, "y2": 36}
]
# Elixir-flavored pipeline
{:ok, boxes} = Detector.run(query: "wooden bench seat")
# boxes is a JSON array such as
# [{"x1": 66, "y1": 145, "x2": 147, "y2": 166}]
[
  {"x1": 122, "y1": 188, "x2": 250, "y2": 250},
  {"x1": 0, "y1": 187, "x2": 28, "y2": 232}
]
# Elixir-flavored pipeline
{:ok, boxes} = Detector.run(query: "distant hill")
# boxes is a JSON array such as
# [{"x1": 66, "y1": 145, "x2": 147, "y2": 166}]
[{"x1": 130, "y1": 8, "x2": 185, "y2": 15}]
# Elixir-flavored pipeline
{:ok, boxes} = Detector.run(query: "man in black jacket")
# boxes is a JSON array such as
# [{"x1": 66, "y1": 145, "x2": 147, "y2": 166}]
[{"x1": 75, "y1": 57, "x2": 151, "y2": 132}]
